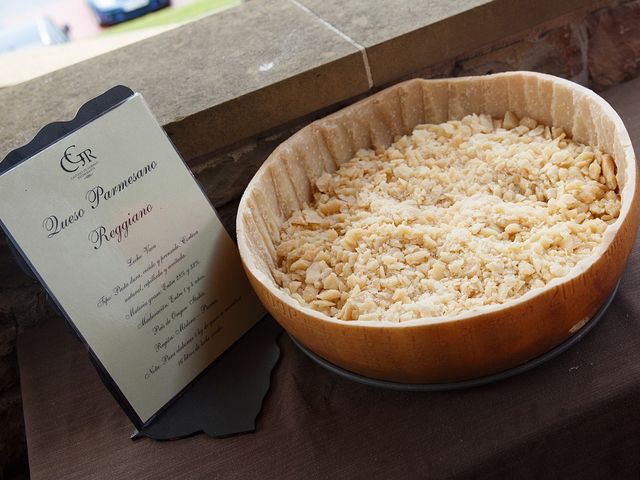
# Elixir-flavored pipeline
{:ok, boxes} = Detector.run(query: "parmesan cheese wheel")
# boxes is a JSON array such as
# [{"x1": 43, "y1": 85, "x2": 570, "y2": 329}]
[{"x1": 236, "y1": 72, "x2": 639, "y2": 383}]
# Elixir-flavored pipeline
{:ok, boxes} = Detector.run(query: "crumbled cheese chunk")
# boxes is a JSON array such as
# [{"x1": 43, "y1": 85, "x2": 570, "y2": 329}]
[{"x1": 273, "y1": 113, "x2": 621, "y2": 322}]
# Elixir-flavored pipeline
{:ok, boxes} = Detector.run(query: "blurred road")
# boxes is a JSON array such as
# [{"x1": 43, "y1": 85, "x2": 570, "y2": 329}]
[
  {"x1": 0, "y1": 0, "x2": 198, "y2": 40},
  {"x1": 1, "y1": 0, "x2": 99, "y2": 40},
  {"x1": 0, "y1": 0, "x2": 236, "y2": 87}
]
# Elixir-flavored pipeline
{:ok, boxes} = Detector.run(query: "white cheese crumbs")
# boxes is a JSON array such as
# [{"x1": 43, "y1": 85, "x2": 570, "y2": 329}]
[{"x1": 273, "y1": 112, "x2": 621, "y2": 322}]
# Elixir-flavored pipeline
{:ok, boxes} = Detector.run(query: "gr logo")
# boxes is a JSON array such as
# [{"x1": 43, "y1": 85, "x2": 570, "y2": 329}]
[{"x1": 60, "y1": 144, "x2": 97, "y2": 173}]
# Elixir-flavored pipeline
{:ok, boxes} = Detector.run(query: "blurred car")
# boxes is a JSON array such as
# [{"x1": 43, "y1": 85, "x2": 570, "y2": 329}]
[
  {"x1": 0, "y1": 17, "x2": 70, "y2": 54},
  {"x1": 86, "y1": 0, "x2": 171, "y2": 26}
]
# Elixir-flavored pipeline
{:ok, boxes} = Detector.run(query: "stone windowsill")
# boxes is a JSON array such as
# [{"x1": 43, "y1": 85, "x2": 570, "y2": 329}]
[{"x1": 0, "y1": 0, "x2": 613, "y2": 164}]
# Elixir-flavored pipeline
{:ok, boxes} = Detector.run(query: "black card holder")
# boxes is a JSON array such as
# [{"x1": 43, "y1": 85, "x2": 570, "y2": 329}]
[{"x1": 1, "y1": 86, "x2": 281, "y2": 440}]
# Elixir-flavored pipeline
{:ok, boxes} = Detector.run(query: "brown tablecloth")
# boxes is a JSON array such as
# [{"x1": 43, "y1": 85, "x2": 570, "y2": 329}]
[{"x1": 17, "y1": 78, "x2": 640, "y2": 479}]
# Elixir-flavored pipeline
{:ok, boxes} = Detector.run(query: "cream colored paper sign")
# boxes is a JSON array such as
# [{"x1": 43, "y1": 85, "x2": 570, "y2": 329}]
[{"x1": 0, "y1": 95, "x2": 265, "y2": 423}]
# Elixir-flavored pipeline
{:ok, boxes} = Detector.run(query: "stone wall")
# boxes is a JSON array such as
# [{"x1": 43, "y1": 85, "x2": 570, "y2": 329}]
[
  {"x1": 401, "y1": 0, "x2": 640, "y2": 90},
  {"x1": 1, "y1": 0, "x2": 639, "y2": 477},
  {"x1": 589, "y1": 0, "x2": 640, "y2": 89},
  {"x1": 0, "y1": 236, "x2": 50, "y2": 479}
]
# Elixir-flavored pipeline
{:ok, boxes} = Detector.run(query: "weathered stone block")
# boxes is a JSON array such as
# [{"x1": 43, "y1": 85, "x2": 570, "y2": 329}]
[
  {"x1": 0, "y1": 233, "x2": 35, "y2": 291},
  {"x1": 456, "y1": 24, "x2": 588, "y2": 84},
  {"x1": 0, "y1": 287, "x2": 50, "y2": 333},
  {"x1": 0, "y1": 353, "x2": 18, "y2": 393},
  {"x1": 0, "y1": 317, "x2": 16, "y2": 358},
  {"x1": 0, "y1": 387, "x2": 27, "y2": 480},
  {"x1": 588, "y1": 0, "x2": 640, "y2": 90}
]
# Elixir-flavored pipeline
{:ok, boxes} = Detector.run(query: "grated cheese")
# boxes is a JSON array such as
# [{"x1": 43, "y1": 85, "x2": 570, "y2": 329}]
[{"x1": 273, "y1": 112, "x2": 621, "y2": 322}]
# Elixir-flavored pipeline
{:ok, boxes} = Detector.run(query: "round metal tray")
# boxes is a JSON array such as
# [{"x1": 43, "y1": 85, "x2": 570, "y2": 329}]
[{"x1": 289, "y1": 283, "x2": 619, "y2": 391}]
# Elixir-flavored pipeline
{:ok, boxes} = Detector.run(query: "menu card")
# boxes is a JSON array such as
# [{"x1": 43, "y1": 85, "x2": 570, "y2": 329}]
[{"x1": 0, "y1": 93, "x2": 265, "y2": 425}]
